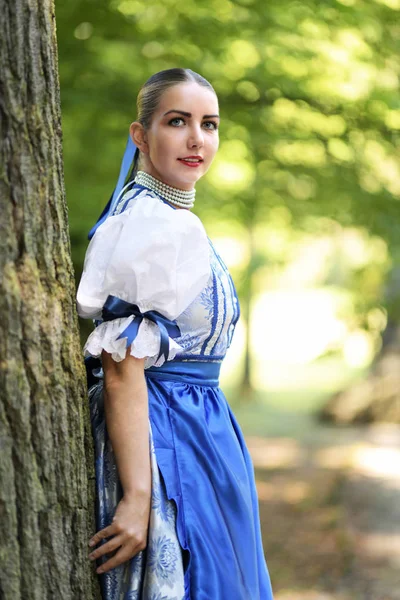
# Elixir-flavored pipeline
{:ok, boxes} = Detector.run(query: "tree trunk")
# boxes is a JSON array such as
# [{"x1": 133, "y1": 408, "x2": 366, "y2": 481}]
[
  {"x1": 240, "y1": 225, "x2": 255, "y2": 400},
  {"x1": 320, "y1": 263, "x2": 400, "y2": 425},
  {"x1": 0, "y1": 2, "x2": 99, "y2": 598},
  {"x1": 320, "y1": 320, "x2": 400, "y2": 424}
]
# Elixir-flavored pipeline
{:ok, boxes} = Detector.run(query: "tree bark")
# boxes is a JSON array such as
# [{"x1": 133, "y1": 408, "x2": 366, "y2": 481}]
[
  {"x1": 320, "y1": 264, "x2": 400, "y2": 425},
  {"x1": 241, "y1": 225, "x2": 255, "y2": 399},
  {"x1": 0, "y1": 1, "x2": 99, "y2": 598},
  {"x1": 320, "y1": 321, "x2": 400, "y2": 424}
]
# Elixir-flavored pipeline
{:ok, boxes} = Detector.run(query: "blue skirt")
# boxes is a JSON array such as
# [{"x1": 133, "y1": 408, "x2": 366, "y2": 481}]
[{"x1": 89, "y1": 361, "x2": 274, "y2": 600}]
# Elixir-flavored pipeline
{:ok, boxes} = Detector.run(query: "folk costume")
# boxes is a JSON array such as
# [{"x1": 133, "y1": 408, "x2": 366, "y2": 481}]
[{"x1": 77, "y1": 137, "x2": 274, "y2": 600}]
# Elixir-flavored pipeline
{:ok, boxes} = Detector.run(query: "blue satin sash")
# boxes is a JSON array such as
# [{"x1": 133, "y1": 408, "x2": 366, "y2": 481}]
[{"x1": 146, "y1": 360, "x2": 221, "y2": 387}]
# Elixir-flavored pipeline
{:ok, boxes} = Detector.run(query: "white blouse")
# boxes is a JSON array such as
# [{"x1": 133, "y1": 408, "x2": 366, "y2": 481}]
[{"x1": 76, "y1": 189, "x2": 211, "y2": 366}]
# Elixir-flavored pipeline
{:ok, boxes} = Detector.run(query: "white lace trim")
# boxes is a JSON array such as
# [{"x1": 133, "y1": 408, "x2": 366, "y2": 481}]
[{"x1": 83, "y1": 316, "x2": 182, "y2": 367}]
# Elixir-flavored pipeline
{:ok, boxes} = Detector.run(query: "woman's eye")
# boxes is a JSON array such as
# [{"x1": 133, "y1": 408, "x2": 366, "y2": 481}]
[
  {"x1": 203, "y1": 121, "x2": 218, "y2": 130},
  {"x1": 169, "y1": 117, "x2": 185, "y2": 126}
]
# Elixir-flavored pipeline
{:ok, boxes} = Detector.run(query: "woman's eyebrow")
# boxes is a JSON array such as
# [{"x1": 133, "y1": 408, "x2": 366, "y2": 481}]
[{"x1": 163, "y1": 109, "x2": 220, "y2": 119}]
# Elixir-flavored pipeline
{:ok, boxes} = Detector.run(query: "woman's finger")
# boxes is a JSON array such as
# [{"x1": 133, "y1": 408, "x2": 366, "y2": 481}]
[
  {"x1": 96, "y1": 541, "x2": 144, "y2": 574},
  {"x1": 89, "y1": 524, "x2": 117, "y2": 548},
  {"x1": 88, "y1": 535, "x2": 123, "y2": 561}
]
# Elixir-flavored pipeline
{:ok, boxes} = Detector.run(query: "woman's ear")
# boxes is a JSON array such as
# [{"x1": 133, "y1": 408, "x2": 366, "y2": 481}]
[{"x1": 130, "y1": 122, "x2": 149, "y2": 154}]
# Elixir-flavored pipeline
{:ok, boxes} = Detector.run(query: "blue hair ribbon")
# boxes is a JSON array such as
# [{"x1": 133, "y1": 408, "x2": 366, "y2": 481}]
[{"x1": 88, "y1": 135, "x2": 138, "y2": 240}]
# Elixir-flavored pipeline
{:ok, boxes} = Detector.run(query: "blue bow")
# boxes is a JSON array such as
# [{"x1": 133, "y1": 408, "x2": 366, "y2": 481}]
[
  {"x1": 88, "y1": 135, "x2": 138, "y2": 240},
  {"x1": 102, "y1": 295, "x2": 181, "y2": 363}
]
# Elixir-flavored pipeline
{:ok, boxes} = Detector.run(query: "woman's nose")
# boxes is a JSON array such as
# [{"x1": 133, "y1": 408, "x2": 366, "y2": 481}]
[{"x1": 187, "y1": 124, "x2": 204, "y2": 149}]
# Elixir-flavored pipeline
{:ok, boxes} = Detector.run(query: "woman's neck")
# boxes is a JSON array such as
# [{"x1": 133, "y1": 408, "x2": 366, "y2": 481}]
[{"x1": 135, "y1": 170, "x2": 196, "y2": 210}]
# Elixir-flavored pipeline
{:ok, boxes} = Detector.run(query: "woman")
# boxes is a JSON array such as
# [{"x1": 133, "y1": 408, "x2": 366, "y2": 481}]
[{"x1": 77, "y1": 68, "x2": 274, "y2": 600}]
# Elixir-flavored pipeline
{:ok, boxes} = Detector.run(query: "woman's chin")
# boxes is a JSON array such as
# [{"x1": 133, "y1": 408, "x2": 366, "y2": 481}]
[{"x1": 169, "y1": 169, "x2": 203, "y2": 189}]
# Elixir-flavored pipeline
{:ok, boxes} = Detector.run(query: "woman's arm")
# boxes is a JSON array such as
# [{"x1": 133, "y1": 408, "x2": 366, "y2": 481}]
[
  {"x1": 88, "y1": 350, "x2": 151, "y2": 574},
  {"x1": 102, "y1": 350, "x2": 151, "y2": 497}
]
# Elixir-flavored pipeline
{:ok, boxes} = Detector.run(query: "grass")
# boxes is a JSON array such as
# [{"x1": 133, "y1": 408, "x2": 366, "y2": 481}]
[{"x1": 224, "y1": 356, "x2": 368, "y2": 439}]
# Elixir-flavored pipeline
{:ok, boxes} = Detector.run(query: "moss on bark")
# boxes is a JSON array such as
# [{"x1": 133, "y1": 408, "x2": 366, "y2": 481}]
[{"x1": 0, "y1": 1, "x2": 99, "y2": 598}]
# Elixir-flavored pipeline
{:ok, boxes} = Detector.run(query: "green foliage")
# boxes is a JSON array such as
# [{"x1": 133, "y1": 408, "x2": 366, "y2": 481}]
[{"x1": 56, "y1": 0, "x2": 400, "y2": 311}]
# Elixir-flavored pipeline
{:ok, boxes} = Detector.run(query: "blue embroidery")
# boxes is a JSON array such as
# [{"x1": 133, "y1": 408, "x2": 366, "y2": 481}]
[
  {"x1": 198, "y1": 283, "x2": 214, "y2": 319},
  {"x1": 199, "y1": 268, "x2": 219, "y2": 355},
  {"x1": 152, "y1": 479, "x2": 176, "y2": 525},
  {"x1": 176, "y1": 332, "x2": 196, "y2": 351},
  {"x1": 148, "y1": 535, "x2": 179, "y2": 581},
  {"x1": 210, "y1": 274, "x2": 227, "y2": 356},
  {"x1": 93, "y1": 189, "x2": 240, "y2": 363}
]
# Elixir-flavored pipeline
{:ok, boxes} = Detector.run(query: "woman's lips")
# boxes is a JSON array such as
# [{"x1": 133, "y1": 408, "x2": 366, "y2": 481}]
[{"x1": 178, "y1": 158, "x2": 203, "y2": 168}]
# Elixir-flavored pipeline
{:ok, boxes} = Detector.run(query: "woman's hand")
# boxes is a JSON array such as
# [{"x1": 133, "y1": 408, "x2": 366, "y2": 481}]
[{"x1": 88, "y1": 490, "x2": 151, "y2": 574}]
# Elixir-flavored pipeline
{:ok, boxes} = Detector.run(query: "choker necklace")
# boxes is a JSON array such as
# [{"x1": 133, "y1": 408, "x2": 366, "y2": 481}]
[{"x1": 134, "y1": 170, "x2": 196, "y2": 209}]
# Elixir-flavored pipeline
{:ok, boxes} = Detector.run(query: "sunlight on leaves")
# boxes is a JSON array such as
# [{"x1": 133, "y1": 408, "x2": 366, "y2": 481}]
[
  {"x1": 236, "y1": 80, "x2": 260, "y2": 102},
  {"x1": 74, "y1": 22, "x2": 93, "y2": 40},
  {"x1": 373, "y1": 0, "x2": 400, "y2": 9},
  {"x1": 227, "y1": 39, "x2": 261, "y2": 68},
  {"x1": 209, "y1": 158, "x2": 255, "y2": 190},
  {"x1": 141, "y1": 41, "x2": 164, "y2": 59},
  {"x1": 385, "y1": 110, "x2": 400, "y2": 130},
  {"x1": 273, "y1": 140, "x2": 327, "y2": 167}
]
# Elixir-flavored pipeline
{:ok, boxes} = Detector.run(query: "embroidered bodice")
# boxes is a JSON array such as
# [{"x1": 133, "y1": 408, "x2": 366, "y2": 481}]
[{"x1": 76, "y1": 185, "x2": 240, "y2": 368}]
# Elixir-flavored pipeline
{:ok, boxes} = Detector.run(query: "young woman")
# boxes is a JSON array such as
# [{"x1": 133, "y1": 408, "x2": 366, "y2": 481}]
[{"x1": 77, "y1": 68, "x2": 274, "y2": 600}]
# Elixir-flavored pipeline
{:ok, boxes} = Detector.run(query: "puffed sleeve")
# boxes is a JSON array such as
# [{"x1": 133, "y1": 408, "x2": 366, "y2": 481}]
[{"x1": 76, "y1": 190, "x2": 211, "y2": 366}]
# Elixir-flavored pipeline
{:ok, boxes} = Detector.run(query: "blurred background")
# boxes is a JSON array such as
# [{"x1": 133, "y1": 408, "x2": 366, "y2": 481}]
[{"x1": 56, "y1": 1, "x2": 400, "y2": 598}]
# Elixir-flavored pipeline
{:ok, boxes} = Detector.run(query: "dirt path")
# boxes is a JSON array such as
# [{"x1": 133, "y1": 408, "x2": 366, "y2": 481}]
[{"x1": 245, "y1": 420, "x2": 400, "y2": 600}]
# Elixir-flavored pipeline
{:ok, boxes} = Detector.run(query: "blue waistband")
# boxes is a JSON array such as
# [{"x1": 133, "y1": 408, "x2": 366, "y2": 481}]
[{"x1": 145, "y1": 360, "x2": 221, "y2": 387}]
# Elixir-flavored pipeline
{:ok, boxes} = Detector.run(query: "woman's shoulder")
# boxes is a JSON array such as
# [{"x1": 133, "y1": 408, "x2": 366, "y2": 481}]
[
  {"x1": 112, "y1": 185, "x2": 157, "y2": 216},
  {"x1": 77, "y1": 185, "x2": 211, "y2": 320}
]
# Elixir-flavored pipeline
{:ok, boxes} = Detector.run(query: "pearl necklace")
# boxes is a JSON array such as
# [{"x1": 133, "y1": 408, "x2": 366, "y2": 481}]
[{"x1": 134, "y1": 170, "x2": 196, "y2": 209}]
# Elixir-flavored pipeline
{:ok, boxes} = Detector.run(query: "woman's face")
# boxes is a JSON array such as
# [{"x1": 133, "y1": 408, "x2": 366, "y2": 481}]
[{"x1": 131, "y1": 82, "x2": 220, "y2": 191}]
